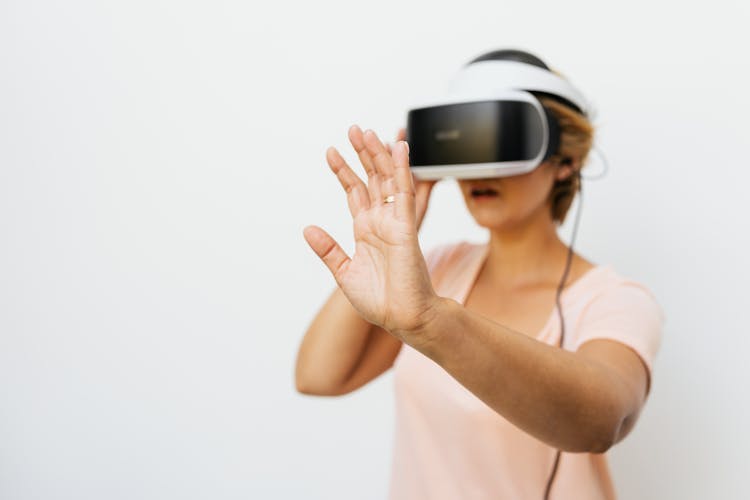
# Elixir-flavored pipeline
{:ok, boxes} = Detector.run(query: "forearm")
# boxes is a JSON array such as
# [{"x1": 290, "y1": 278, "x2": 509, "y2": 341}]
[
  {"x1": 408, "y1": 297, "x2": 628, "y2": 453},
  {"x1": 295, "y1": 287, "x2": 373, "y2": 392}
]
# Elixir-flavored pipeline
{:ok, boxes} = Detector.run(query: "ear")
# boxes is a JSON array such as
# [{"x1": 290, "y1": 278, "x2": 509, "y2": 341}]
[
  {"x1": 555, "y1": 157, "x2": 577, "y2": 181},
  {"x1": 555, "y1": 166, "x2": 573, "y2": 181}
]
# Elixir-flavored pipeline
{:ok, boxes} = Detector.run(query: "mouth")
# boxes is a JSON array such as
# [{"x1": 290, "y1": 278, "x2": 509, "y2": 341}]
[{"x1": 470, "y1": 186, "x2": 499, "y2": 199}]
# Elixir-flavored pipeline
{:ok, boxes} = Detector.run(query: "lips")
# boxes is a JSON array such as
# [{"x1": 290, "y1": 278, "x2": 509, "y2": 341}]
[{"x1": 470, "y1": 185, "x2": 499, "y2": 197}]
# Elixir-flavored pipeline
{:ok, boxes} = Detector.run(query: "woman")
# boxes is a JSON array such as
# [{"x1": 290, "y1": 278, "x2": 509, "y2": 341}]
[{"x1": 295, "y1": 50, "x2": 664, "y2": 500}]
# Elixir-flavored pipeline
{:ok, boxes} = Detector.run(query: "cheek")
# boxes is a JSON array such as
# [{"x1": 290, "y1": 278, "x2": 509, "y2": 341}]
[{"x1": 504, "y1": 175, "x2": 555, "y2": 211}]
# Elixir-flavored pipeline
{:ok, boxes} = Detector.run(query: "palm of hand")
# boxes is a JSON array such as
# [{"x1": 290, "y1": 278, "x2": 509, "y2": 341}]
[{"x1": 303, "y1": 125, "x2": 437, "y2": 337}]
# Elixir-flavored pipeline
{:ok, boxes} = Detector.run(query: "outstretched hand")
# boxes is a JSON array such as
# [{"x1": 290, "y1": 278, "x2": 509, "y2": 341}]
[{"x1": 303, "y1": 125, "x2": 440, "y2": 341}]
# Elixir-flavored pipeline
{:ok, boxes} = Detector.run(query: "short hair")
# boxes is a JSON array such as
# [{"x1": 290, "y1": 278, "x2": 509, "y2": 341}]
[{"x1": 534, "y1": 88, "x2": 594, "y2": 224}]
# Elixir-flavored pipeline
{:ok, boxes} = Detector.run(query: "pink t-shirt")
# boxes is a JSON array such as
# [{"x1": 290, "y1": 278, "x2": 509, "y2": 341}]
[{"x1": 388, "y1": 241, "x2": 665, "y2": 500}]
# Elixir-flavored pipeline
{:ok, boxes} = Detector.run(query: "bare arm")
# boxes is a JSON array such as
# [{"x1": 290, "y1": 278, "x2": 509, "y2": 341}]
[
  {"x1": 295, "y1": 286, "x2": 401, "y2": 396},
  {"x1": 408, "y1": 297, "x2": 650, "y2": 454}
]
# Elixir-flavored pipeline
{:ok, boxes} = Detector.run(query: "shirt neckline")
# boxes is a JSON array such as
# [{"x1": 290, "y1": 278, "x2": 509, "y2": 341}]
[{"x1": 457, "y1": 242, "x2": 608, "y2": 341}]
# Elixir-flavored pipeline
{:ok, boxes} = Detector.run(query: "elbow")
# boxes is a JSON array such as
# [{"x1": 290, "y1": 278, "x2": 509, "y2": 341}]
[
  {"x1": 587, "y1": 433, "x2": 615, "y2": 454},
  {"x1": 295, "y1": 371, "x2": 321, "y2": 395},
  {"x1": 294, "y1": 364, "x2": 315, "y2": 395},
  {"x1": 578, "y1": 380, "x2": 636, "y2": 453},
  {"x1": 295, "y1": 357, "x2": 327, "y2": 396},
  {"x1": 560, "y1": 428, "x2": 615, "y2": 454},
  {"x1": 295, "y1": 372, "x2": 345, "y2": 397},
  {"x1": 295, "y1": 376, "x2": 314, "y2": 395},
  {"x1": 295, "y1": 377, "x2": 324, "y2": 396},
  {"x1": 585, "y1": 413, "x2": 627, "y2": 454},
  {"x1": 296, "y1": 383, "x2": 345, "y2": 397},
  {"x1": 560, "y1": 401, "x2": 626, "y2": 453}
]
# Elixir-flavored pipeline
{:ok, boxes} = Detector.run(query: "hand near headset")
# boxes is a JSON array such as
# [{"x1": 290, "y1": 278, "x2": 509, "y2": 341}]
[
  {"x1": 385, "y1": 127, "x2": 438, "y2": 232},
  {"x1": 302, "y1": 125, "x2": 441, "y2": 344}
]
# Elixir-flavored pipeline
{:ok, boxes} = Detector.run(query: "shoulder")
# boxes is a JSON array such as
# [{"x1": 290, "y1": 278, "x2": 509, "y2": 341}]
[
  {"x1": 570, "y1": 266, "x2": 666, "y2": 376},
  {"x1": 579, "y1": 267, "x2": 665, "y2": 323}
]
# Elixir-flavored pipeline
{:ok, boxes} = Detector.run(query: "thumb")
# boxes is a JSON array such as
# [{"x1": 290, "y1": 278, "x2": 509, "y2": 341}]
[{"x1": 302, "y1": 225, "x2": 351, "y2": 280}]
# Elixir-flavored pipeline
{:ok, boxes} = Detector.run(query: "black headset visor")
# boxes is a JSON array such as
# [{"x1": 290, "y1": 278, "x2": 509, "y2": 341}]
[{"x1": 406, "y1": 100, "x2": 545, "y2": 168}]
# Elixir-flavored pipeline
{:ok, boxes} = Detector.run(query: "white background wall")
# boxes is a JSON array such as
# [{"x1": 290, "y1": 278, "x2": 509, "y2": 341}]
[{"x1": 1, "y1": 1, "x2": 749, "y2": 499}]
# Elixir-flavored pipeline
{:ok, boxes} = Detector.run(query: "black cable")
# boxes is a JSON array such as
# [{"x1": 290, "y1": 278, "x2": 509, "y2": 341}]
[{"x1": 542, "y1": 174, "x2": 584, "y2": 500}]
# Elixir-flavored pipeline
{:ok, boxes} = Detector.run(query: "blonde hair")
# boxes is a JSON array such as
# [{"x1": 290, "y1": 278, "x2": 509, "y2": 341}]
[{"x1": 536, "y1": 73, "x2": 595, "y2": 224}]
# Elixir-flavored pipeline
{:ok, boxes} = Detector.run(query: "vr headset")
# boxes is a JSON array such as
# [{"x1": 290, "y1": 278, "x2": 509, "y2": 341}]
[{"x1": 406, "y1": 57, "x2": 592, "y2": 180}]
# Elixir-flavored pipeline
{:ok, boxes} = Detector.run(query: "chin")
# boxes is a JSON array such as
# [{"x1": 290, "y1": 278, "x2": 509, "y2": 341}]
[
  {"x1": 467, "y1": 200, "x2": 536, "y2": 230},
  {"x1": 469, "y1": 211, "x2": 517, "y2": 231}
]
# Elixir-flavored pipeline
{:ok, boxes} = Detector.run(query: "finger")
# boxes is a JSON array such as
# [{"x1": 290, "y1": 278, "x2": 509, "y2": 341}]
[
  {"x1": 391, "y1": 141, "x2": 416, "y2": 222},
  {"x1": 396, "y1": 127, "x2": 406, "y2": 142},
  {"x1": 363, "y1": 129, "x2": 396, "y2": 201},
  {"x1": 381, "y1": 176, "x2": 397, "y2": 200},
  {"x1": 326, "y1": 146, "x2": 370, "y2": 217},
  {"x1": 385, "y1": 127, "x2": 406, "y2": 155},
  {"x1": 302, "y1": 225, "x2": 351, "y2": 282},
  {"x1": 362, "y1": 129, "x2": 395, "y2": 179},
  {"x1": 348, "y1": 125, "x2": 382, "y2": 204},
  {"x1": 348, "y1": 124, "x2": 377, "y2": 177}
]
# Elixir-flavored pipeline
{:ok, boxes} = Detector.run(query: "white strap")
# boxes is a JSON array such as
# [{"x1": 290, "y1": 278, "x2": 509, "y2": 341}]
[{"x1": 447, "y1": 60, "x2": 592, "y2": 117}]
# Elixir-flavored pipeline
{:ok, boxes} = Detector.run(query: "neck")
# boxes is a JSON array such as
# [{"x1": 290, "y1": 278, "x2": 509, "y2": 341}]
[{"x1": 482, "y1": 207, "x2": 570, "y2": 288}]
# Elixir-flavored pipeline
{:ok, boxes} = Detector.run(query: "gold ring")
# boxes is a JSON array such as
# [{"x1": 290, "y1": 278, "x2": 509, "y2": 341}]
[{"x1": 383, "y1": 194, "x2": 395, "y2": 204}]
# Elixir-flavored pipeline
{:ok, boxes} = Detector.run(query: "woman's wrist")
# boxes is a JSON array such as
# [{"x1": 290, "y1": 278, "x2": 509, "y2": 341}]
[{"x1": 393, "y1": 295, "x2": 457, "y2": 356}]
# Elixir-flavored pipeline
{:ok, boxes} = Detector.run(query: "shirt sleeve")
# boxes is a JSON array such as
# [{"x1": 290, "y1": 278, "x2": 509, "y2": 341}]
[{"x1": 572, "y1": 281, "x2": 666, "y2": 393}]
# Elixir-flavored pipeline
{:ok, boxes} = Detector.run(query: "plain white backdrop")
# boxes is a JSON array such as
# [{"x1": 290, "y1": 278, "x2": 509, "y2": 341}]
[{"x1": 1, "y1": 0, "x2": 749, "y2": 498}]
